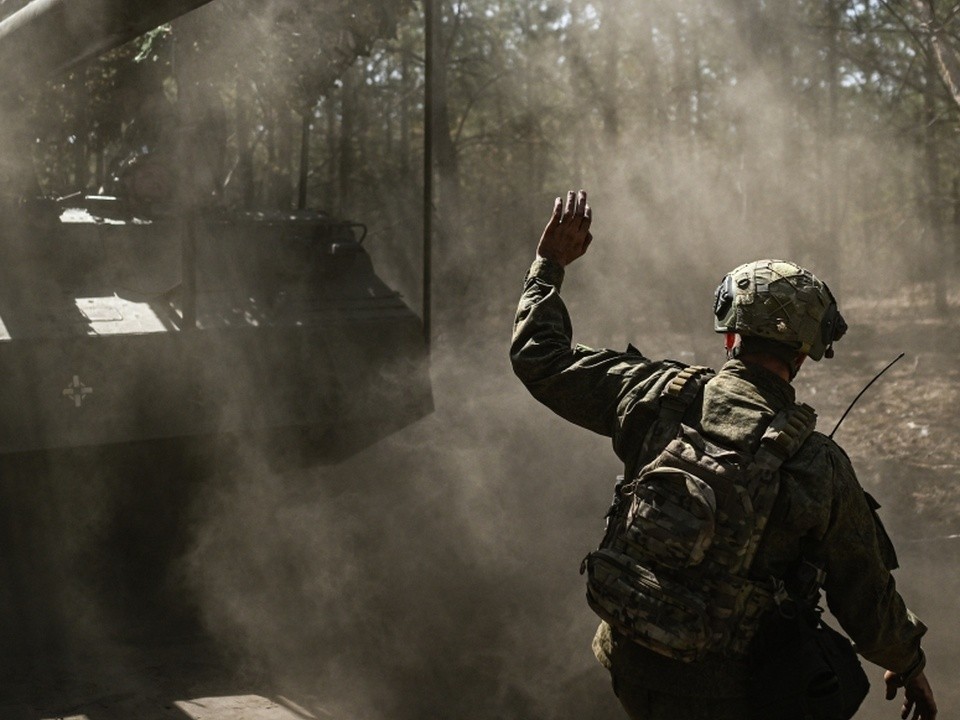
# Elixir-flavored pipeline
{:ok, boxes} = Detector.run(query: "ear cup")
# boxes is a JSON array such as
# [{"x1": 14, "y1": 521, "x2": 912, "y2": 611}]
[{"x1": 714, "y1": 274, "x2": 735, "y2": 323}]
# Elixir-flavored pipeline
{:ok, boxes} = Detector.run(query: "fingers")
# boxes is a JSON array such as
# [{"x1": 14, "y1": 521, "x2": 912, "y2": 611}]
[
  {"x1": 562, "y1": 189, "x2": 588, "y2": 222},
  {"x1": 900, "y1": 675, "x2": 938, "y2": 720},
  {"x1": 908, "y1": 696, "x2": 936, "y2": 720},
  {"x1": 560, "y1": 190, "x2": 593, "y2": 229},
  {"x1": 542, "y1": 189, "x2": 593, "y2": 266},
  {"x1": 902, "y1": 697, "x2": 913, "y2": 720},
  {"x1": 886, "y1": 673, "x2": 937, "y2": 720},
  {"x1": 885, "y1": 673, "x2": 898, "y2": 701},
  {"x1": 575, "y1": 188, "x2": 587, "y2": 216},
  {"x1": 545, "y1": 196, "x2": 562, "y2": 230}
]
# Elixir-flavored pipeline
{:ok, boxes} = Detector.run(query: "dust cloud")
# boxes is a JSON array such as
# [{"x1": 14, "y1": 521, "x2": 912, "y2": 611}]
[
  {"x1": 179, "y1": 346, "x2": 622, "y2": 719},
  {"x1": 0, "y1": 1, "x2": 954, "y2": 719},
  {"x1": 179, "y1": 5, "x2": 953, "y2": 720}
]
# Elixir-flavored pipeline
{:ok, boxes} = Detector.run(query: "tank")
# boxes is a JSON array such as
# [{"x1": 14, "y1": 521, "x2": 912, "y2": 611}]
[
  {"x1": 0, "y1": 1, "x2": 433, "y2": 457},
  {"x1": 0, "y1": 0, "x2": 216, "y2": 79}
]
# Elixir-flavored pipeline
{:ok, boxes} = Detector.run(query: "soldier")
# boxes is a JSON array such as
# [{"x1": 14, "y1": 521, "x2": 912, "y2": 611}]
[{"x1": 510, "y1": 189, "x2": 937, "y2": 720}]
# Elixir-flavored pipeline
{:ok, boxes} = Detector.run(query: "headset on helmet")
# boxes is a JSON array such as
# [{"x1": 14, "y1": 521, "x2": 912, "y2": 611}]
[{"x1": 713, "y1": 259, "x2": 847, "y2": 361}]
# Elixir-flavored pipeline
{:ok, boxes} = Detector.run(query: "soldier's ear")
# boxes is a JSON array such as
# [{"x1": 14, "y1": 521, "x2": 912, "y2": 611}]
[{"x1": 724, "y1": 332, "x2": 740, "y2": 359}]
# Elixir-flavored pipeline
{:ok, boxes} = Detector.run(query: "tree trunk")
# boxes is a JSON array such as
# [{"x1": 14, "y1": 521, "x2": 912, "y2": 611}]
[
  {"x1": 818, "y1": 0, "x2": 842, "y2": 276},
  {"x1": 325, "y1": 94, "x2": 338, "y2": 212},
  {"x1": 952, "y1": 175, "x2": 960, "y2": 274},
  {"x1": 235, "y1": 77, "x2": 255, "y2": 208},
  {"x1": 923, "y1": 53, "x2": 948, "y2": 314},
  {"x1": 73, "y1": 82, "x2": 88, "y2": 191},
  {"x1": 600, "y1": 2, "x2": 620, "y2": 146},
  {"x1": 95, "y1": 146, "x2": 105, "y2": 192},
  {"x1": 913, "y1": 0, "x2": 960, "y2": 111},
  {"x1": 264, "y1": 105, "x2": 277, "y2": 207},
  {"x1": 339, "y1": 66, "x2": 355, "y2": 218},
  {"x1": 672, "y1": 11, "x2": 689, "y2": 138},
  {"x1": 277, "y1": 103, "x2": 294, "y2": 209},
  {"x1": 399, "y1": 31, "x2": 412, "y2": 179},
  {"x1": 433, "y1": 4, "x2": 460, "y2": 261},
  {"x1": 642, "y1": 18, "x2": 664, "y2": 145},
  {"x1": 298, "y1": 102, "x2": 311, "y2": 210}
]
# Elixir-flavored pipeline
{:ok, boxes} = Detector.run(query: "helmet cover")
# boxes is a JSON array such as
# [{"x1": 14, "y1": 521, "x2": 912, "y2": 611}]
[{"x1": 713, "y1": 259, "x2": 847, "y2": 361}]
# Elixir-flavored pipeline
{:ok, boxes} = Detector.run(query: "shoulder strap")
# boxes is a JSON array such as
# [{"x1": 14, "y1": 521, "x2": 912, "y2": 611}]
[
  {"x1": 741, "y1": 402, "x2": 818, "y2": 575},
  {"x1": 660, "y1": 365, "x2": 716, "y2": 425},
  {"x1": 632, "y1": 365, "x2": 715, "y2": 478},
  {"x1": 595, "y1": 365, "x2": 715, "y2": 564},
  {"x1": 755, "y1": 402, "x2": 818, "y2": 472}
]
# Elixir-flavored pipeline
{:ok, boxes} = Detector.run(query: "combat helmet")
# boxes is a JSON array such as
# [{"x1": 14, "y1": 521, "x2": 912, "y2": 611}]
[{"x1": 713, "y1": 259, "x2": 847, "y2": 361}]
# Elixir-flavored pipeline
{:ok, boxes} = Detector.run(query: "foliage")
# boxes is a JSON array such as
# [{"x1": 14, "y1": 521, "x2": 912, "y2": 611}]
[{"x1": 26, "y1": 0, "x2": 960, "y2": 319}]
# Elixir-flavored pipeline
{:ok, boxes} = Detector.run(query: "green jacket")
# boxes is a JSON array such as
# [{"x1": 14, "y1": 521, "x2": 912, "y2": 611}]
[{"x1": 511, "y1": 256, "x2": 927, "y2": 698}]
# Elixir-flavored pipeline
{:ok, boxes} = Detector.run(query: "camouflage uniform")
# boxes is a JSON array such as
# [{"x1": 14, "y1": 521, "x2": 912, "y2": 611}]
[{"x1": 511, "y1": 257, "x2": 927, "y2": 718}]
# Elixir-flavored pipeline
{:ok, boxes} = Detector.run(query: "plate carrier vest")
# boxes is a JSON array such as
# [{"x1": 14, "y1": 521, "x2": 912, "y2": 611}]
[{"x1": 581, "y1": 365, "x2": 817, "y2": 662}]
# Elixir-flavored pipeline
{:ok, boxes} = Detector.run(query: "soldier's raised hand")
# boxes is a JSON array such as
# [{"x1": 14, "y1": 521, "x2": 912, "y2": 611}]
[{"x1": 536, "y1": 189, "x2": 593, "y2": 267}]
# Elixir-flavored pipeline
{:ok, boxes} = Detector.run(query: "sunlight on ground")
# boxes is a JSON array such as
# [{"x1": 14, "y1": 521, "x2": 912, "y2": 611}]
[{"x1": 175, "y1": 695, "x2": 324, "y2": 719}]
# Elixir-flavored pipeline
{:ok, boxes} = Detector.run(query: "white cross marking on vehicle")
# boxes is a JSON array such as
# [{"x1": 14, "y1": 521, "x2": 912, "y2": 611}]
[{"x1": 62, "y1": 375, "x2": 93, "y2": 408}]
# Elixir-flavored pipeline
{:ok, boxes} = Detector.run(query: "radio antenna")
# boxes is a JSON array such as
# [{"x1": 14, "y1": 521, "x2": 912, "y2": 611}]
[{"x1": 829, "y1": 353, "x2": 905, "y2": 439}]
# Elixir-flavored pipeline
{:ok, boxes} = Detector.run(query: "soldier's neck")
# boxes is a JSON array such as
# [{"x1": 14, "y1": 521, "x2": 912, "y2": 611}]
[{"x1": 738, "y1": 354, "x2": 792, "y2": 384}]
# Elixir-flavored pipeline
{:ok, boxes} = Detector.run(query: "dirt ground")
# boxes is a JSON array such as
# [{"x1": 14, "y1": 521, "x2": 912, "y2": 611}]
[{"x1": 0, "y1": 287, "x2": 956, "y2": 720}]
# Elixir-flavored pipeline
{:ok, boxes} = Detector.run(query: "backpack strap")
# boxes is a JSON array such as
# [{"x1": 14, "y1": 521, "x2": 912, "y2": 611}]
[
  {"x1": 592, "y1": 365, "x2": 715, "y2": 567},
  {"x1": 755, "y1": 402, "x2": 817, "y2": 472},
  {"x1": 742, "y1": 402, "x2": 818, "y2": 575},
  {"x1": 723, "y1": 402, "x2": 818, "y2": 655},
  {"x1": 634, "y1": 365, "x2": 715, "y2": 476},
  {"x1": 660, "y1": 365, "x2": 716, "y2": 424}
]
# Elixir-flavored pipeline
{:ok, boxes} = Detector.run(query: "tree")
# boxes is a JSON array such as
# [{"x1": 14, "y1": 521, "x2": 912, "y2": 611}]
[
  {"x1": 29, "y1": 0, "x2": 415, "y2": 207},
  {"x1": 27, "y1": 0, "x2": 960, "y2": 320},
  {"x1": 911, "y1": 0, "x2": 960, "y2": 111}
]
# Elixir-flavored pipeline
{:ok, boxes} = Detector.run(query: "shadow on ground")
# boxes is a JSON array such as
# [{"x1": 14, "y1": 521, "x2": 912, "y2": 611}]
[{"x1": 0, "y1": 439, "x2": 329, "y2": 720}]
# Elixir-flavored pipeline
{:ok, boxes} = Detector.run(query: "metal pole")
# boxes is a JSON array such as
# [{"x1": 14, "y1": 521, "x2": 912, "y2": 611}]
[{"x1": 422, "y1": 0, "x2": 435, "y2": 349}]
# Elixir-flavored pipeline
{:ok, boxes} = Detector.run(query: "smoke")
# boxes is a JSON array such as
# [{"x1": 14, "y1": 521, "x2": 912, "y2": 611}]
[
  {"x1": 174, "y1": 3, "x2": 953, "y2": 719},
  {"x1": 0, "y1": 1, "x2": 955, "y2": 719},
  {"x1": 183, "y1": 345, "x2": 626, "y2": 719}
]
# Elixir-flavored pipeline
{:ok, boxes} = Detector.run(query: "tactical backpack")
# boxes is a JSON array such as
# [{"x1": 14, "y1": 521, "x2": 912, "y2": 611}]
[{"x1": 581, "y1": 365, "x2": 818, "y2": 663}]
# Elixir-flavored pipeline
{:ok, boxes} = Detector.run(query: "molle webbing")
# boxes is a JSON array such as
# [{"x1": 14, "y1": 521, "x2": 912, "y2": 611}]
[
  {"x1": 583, "y1": 366, "x2": 819, "y2": 662},
  {"x1": 745, "y1": 402, "x2": 818, "y2": 563},
  {"x1": 756, "y1": 403, "x2": 818, "y2": 471},
  {"x1": 661, "y1": 365, "x2": 714, "y2": 423},
  {"x1": 635, "y1": 366, "x2": 715, "y2": 475},
  {"x1": 725, "y1": 401, "x2": 818, "y2": 656}
]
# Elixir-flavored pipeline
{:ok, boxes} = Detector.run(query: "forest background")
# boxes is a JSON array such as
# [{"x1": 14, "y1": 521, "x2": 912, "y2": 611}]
[
  {"x1": 20, "y1": 2, "x2": 960, "y2": 719},
  {"x1": 34, "y1": 0, "x2": 960, "y2": 329}
]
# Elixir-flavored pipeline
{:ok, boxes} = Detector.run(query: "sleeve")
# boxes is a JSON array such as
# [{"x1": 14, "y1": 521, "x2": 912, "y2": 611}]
[
  {"x1": 819, "y1": 446, "x2": 927, "y2": 675},
  {"x1": 509, "y1": 256, "x2": 679, "y2": 455}
]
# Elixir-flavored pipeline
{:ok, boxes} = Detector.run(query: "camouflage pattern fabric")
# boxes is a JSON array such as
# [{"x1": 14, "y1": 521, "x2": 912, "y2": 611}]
[
  {"x1": 713, "y1": 259, "x2": 846, "y2": 360},
  {"x1": 583, "y1": 399, "x2": 815, "y2": 663},
  {"x1": 511, "y1": 256, "x2": 926, "y2": 699}
]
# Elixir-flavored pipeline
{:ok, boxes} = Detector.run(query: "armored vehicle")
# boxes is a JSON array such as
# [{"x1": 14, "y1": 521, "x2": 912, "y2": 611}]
[{"x1": 0, "y1": 0, "x2": 432, "y2": 456}]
